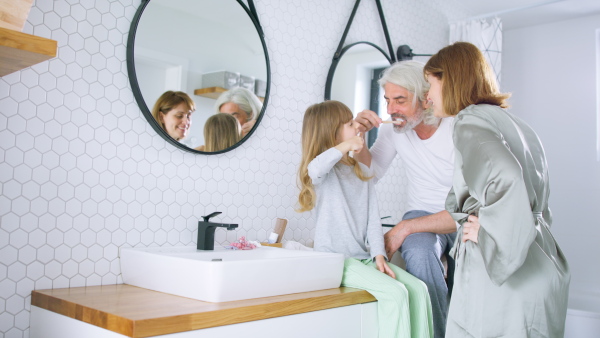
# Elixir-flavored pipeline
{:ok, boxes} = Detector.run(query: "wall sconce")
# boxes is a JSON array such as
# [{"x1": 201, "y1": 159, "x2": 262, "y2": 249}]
[{"x1": 396, "y1": 45, "x2": 432, "y2": 61}]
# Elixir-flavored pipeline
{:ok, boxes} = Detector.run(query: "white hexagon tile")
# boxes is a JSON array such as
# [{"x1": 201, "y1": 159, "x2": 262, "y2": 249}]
[{"x1": 0, "y1": 0, "x2": 470, "y2": 336}]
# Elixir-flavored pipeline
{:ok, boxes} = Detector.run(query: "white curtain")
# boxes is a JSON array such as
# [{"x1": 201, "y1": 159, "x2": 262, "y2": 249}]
[{"x1": 450, "y1": 17, "x2": 503, "y2": 84}]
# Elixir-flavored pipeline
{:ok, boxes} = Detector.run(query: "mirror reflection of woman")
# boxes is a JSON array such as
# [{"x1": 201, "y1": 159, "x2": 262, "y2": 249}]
[
  {"x1": 152, "y1": 91, "x2": 196, "y2": 142},
  {"x1": 197, "y1": 113, "x2": 241, "y2": 152},
  {"x1": 214, "y1": 87, "x2": 262, "y2": 137}
]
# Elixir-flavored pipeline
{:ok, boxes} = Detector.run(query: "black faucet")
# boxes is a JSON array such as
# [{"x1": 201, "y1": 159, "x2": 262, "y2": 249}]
[{"x1": 197, "y1": 211, "x2": 238, "y2": 250}]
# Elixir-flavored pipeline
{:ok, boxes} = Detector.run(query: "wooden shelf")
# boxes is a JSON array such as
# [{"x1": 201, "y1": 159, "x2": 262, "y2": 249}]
[
  {"x1": 0, "y1": 26, "x2": 57, "y2": 77},
  {"x1": 194, "y1": 86, "x2": 264, "y2": 102},
  {"x1": 194, "y1": 86, "x2": 228, "y2": 99}
]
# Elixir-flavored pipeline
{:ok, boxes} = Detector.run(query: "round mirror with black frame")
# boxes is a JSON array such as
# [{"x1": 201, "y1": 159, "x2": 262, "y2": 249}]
[
  {"x1": 325, "y1": 42, "x2": 391, "y2": 148},
  {"x1": 127, "y1": 0, "x2": 270, "y2": 154}
]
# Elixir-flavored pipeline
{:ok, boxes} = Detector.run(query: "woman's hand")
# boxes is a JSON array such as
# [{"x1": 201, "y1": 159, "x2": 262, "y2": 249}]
[
  {"x1": 462, "y1": 215, "x2": 480, "y2": 243},
  {"x1": 375, "y1": 255, "x2": 396, "y2": 279}
]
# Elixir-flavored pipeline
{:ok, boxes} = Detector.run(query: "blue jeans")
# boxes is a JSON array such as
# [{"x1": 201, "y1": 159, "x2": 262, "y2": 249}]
[{"x1": 400, "y1": 210, "x2": 456, "y2": 338}]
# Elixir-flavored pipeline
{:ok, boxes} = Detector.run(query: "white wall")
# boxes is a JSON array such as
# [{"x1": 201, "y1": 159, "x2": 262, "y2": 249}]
[
  {"x1": 502, "y1": 14, "x2": 600, "y2": 300},
  {"x1": 0, "y1": 0, "x2": 470, "y2": 336}
]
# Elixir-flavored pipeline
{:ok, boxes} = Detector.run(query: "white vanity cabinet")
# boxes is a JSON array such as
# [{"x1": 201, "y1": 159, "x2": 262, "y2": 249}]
[
  {"x1": 31, "y1": 302, "x2": 379, "y2": 338},
  {"x1": 30, "y1": 285, "x2": 378, "y2": 338}
]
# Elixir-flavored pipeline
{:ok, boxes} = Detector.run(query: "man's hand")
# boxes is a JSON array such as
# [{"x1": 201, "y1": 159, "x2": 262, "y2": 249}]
[
  {"x1": 375, "y1": 255, "x2": 396, "y2": 279},
  {"x1": 384, "y1": 220, "x2": 410, "y2": 260},
  {"x1": 355, "y1": 110, "x2": 382, "y2": 133}
]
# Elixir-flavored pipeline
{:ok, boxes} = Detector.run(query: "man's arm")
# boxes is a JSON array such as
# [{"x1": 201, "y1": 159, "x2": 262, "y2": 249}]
[
  {"x1": 384, "y1": 210, "x2": 456, "y2": 259},
  {"x1": 353, "y1": 110, "x2": 381, "y2": 167},
  {"x1": 354, "y1": 110, "x2": 400, "y2": 182}
]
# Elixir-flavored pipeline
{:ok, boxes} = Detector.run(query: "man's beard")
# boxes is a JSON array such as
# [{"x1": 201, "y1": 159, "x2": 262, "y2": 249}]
[{"x1": 391, "y1": 110, "x2": 423, "y2": 134}]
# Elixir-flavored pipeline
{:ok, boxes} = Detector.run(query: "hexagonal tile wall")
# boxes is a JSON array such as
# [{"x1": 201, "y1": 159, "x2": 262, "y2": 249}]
[{"x1": 0, "y1": 0, "x2": 470, "y2": 336}]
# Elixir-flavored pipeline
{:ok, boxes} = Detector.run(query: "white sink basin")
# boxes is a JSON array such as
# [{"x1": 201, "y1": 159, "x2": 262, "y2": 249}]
[{"x1": 119, "y1": 246, "x2": 344, "y2": 302}]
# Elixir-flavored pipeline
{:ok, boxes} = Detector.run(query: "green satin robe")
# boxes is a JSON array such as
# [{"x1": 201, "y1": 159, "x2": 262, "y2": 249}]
[{"x1": 445, "y1": 104, "x2": 570, "y2": 337}]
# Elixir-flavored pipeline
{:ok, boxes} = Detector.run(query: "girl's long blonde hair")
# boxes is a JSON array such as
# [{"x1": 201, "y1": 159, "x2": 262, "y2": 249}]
[
  {"x1": 297, "y1": 100, "x2": 371, "y2": 212},
  {"x1": 203, "y1": 113, "x2": 241, "y2": 152}
]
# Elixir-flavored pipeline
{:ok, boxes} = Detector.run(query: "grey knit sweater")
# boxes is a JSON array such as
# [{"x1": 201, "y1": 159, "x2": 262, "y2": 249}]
[{"x1": 309, "y1": 148, "x2": 386, "y2": 260}]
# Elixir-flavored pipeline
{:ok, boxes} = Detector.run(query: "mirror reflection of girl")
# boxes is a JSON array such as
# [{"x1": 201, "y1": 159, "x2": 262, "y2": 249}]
[
  {"x1": 152, "y1": 91, "x2": 196, "y2": 142},
  {"x1": 196, "y1": 113, "x2": 241, "y2": 152},
  {"x1": 297, "y1": 100, "x2": 433, "y2": 338},
  {"x1": 215, "y1": 87, "x2": 262, "y2": 137}
]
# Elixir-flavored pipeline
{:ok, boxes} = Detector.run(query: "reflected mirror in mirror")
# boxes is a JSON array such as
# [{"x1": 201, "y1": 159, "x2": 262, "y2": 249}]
[
  {"x1": 128, "y1": 0, "x2": 269, "y2": 153},
  {"x1": 328, "y1": 43, "x2": 391, "y2": 147}
]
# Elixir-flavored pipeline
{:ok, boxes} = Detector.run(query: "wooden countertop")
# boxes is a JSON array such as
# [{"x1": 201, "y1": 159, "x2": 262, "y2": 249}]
[{"x1": 31, "y1": 284, "x2": 376, "y2": 338}]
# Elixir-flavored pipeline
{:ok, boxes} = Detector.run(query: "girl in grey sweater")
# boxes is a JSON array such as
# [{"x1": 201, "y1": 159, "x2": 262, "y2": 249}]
[{"x1": 297, "y1": 100, "x2": 433, "y2": 338}]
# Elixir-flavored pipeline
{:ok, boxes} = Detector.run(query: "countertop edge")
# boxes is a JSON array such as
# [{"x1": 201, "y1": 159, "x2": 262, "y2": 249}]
[
  {"x1": 31, "y1": 290, "x2": 135, "y2": 337},
  {"x1": 134, "y1": 289, "x2": 376, "y2": 337},
  {"x1": 32, "y1": 285, "x2": 376, "y2": 338}
]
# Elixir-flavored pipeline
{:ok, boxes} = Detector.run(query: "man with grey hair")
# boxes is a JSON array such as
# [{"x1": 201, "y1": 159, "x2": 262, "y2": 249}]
[
  {"x1": 215, "y1": 87, "x2": 263, "y2": 137},
  {"x1": 354, "y1": 60, "x2": 457, "y2": 338}
]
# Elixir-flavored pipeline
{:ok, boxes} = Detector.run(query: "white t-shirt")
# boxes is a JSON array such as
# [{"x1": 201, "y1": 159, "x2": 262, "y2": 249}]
[{"x1": 370, "y1": 118, "x2": 455, "y2": 213}]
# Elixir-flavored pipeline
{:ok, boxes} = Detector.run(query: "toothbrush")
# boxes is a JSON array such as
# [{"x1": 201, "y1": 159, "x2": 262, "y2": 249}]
[{"x1": 381, "y1": 119, "x2": 405, "y2": 125}]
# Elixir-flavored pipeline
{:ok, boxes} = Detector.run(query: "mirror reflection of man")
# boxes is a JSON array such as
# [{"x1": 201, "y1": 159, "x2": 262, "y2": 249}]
[
  {"x1": 354, "y1": 61, "x2": 457, "y2": 338},
  {"x1": 215, "y1": 87, "x2": 263, "y2": 137}
]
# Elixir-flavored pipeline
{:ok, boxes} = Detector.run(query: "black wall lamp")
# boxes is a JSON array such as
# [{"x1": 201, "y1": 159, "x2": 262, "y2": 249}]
[{"x1": 396, "y1": 45, "x2": 433, "y2": 61}]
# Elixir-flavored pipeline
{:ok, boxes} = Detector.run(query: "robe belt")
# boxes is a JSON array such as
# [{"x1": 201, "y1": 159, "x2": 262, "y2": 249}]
[
  {"x1": 449, "y1": 228, "x2": 463, "y2": 262},
  {"x1": 532, "y1": 211, "x2": 547, "y2": 227}
]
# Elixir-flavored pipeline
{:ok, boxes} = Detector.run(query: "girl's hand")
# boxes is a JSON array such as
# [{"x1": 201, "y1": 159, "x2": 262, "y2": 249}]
[
  {"x1": 336, "y1": 133, "x2": 364, "y2": 154},
  {"x1": 375, "y1": 255, "x2": 396, "y2": 279},
  {"x1": 462, "y1": 215, "x2": 480, "y2": 243},
  {"x1": 346, "y1": 133, "x2": 364, "y2": 153}
]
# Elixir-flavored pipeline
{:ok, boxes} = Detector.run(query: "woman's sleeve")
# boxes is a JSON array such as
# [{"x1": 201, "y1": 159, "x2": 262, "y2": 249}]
[
  {"x1": 454, "y1": 114, "x2": 537, "y2": 286},
  {"x1": 307, "y1": 147, "x2": 343, "y2": 186}
]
